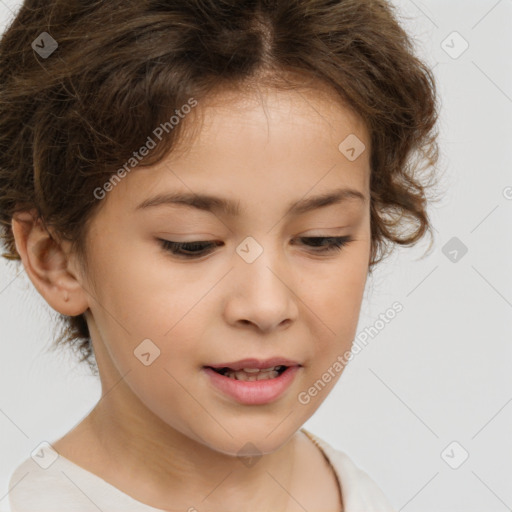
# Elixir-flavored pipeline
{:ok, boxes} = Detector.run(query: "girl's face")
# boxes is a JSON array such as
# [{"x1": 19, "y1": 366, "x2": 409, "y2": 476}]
[{"x1": 80, "y1": 84, "x2": 371, "y2": 455}]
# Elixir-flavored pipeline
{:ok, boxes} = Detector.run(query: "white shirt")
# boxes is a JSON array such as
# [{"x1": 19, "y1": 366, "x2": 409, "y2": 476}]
[{"x1": 3, "y1": 428, "x2": 395, "y2": 511}]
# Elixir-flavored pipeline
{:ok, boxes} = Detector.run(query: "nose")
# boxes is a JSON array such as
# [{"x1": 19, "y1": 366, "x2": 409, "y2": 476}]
[{"x1": 223, "y1": 242, "x2": 299, "y2": 333}]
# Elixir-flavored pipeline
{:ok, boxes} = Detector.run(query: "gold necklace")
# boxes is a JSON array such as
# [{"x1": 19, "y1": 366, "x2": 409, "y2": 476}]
[{"x1": 300, "y1": 429, "x2": 344, "y2": 512}]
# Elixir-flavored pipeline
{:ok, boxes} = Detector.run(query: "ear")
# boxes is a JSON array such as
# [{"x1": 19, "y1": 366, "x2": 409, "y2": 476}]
[{"x1": 11, "y1": 209, "x2": 89, "y2": 316}]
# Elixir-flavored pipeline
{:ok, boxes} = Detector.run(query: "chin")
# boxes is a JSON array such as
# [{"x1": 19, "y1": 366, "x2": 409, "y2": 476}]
[{"x1": 192, "y1": 424, "x2": 297, "y2": 459}]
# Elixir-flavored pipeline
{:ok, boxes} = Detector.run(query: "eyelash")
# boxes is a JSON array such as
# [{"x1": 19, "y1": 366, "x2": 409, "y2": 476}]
[{"x1": 159, "y1": 236, "x2": 353, "y2": 259}]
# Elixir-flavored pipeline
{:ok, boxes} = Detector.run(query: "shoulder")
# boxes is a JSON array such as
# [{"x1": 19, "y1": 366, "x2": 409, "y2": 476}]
[
  {"x1": 7, "y1": 443, "x2": 140, "y2": 512},
  {"x1": 6, "y1": 446, "x2": 167, "y2": 512},
  {"x1": 7, "y1": 453, "x2": 101, "y2": 512},
  {"x1": 300, "y1": 428, "x2": 396, "y2": 512}
]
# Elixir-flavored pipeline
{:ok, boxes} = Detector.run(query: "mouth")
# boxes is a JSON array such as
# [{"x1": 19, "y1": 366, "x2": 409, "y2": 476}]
[
  {"x1": 202, "y1": 364, "x2": 301, "y2": 405},
  {"x1": 205, "y1": 365, "x2": 289, "y2": 381}
]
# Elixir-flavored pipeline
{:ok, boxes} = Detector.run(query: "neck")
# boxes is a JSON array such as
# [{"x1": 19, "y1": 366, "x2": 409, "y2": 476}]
[{"x1": 84, "y1": 380, "x2": 301, "y2": 511}]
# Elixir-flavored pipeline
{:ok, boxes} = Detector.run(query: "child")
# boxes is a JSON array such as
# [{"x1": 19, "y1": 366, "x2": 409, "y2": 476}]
[{"x1": 0, "y1": 0, "x2": 438, "y2": 510}]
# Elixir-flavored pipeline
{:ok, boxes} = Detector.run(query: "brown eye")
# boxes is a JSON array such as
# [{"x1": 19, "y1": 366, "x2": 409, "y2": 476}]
[
  {"x1": 159, "y1": 240, "x2": 221, "y2": 258},
  {"x1": 158, "y1": 236, "x2": 353, "y2": 260},
  {"x1": 295, "y1": 236, "x2": 353, "y2": 253}
]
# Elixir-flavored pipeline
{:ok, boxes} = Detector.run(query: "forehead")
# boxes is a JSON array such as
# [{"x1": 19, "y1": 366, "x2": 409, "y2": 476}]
[
  {"x1": 97, "y1": 82, "x2": 371, "y2": 220},
  {"x1": 176, "y1": 82, "x2": 370, "y2": 158}
]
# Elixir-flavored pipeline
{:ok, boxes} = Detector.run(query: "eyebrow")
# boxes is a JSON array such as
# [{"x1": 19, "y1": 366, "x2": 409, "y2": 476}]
[{"x1": 135, "y1": 187, "x2": 366, "y2": 217}]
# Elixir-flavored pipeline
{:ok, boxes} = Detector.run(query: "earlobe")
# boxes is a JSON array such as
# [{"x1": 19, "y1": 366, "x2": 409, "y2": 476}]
[{"x1": 11, "y1": 210, "x2": 89, "y2": 317}]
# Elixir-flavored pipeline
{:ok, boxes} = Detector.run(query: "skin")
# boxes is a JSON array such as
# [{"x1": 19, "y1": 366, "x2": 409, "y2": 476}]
[{"x1": 12, "y1": 81, "x2": 372, "y2": 511}]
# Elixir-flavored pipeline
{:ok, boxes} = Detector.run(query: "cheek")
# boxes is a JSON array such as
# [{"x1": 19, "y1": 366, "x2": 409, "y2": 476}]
[
  {"x1": 313, "y1": 249, "x2": 368, "y2": 313},
  {"x1": 302, "y1": 272, "x2": 367, "y2": 403},
  {"x1": 306, "y1": 250, "x2": 369, "y2": 355},
  {"x1": 87, "y1": 236, "x2": 178, "y2": 327},
  {"x1": 89, "y1": 255, "x2": 213, "y2": 371}
]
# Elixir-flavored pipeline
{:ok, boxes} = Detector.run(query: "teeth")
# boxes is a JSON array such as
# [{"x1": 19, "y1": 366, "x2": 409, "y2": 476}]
[
  {"x1": 210, "y1": 365, "x2": 287, "y2": 381},
  {"x1": 225, "y1": 369, "x2": 280, "y2": 381},
  {"x1": 242, "y1": 366, "x2": 277, "y2": 373}
]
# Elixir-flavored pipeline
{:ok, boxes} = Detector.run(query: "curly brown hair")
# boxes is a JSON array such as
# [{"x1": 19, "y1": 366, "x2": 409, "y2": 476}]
[{"x1": 0, "y1": 0, "x2": 440, "y2": 374}]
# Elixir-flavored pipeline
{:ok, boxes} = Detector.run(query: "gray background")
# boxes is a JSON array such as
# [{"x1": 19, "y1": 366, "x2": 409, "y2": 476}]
[{"x1": 0, "y1": 0, "x2": 511, "y2": 510}]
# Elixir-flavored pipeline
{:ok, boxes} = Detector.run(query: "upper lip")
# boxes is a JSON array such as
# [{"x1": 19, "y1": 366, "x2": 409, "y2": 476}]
[{"x1": 205, "y1": 357, "x2": 302, "y2": 372}]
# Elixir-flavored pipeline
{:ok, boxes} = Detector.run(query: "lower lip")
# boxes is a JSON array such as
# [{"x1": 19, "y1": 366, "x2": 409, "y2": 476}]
[{"x1": 203, "y1": 366, "x2": 301, "y2": 405}]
